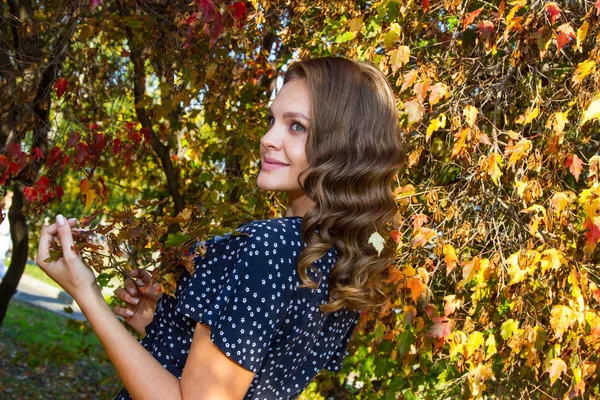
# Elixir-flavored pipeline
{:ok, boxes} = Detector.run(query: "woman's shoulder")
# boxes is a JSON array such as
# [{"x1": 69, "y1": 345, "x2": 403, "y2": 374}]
[{"x1": 235, "y1": 216, "x2": 304, "y2": 240}]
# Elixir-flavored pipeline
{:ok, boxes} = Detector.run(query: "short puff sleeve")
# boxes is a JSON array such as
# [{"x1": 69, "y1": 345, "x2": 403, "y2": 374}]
[{"x1": 175, "y1": 224, "x2": 295, "y2": 373}]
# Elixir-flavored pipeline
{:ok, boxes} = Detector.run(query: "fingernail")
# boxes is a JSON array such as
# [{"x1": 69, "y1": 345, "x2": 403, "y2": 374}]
[
  {"x1": 126, "y1": 309, "x2": 134, "y2": 316},
  {"x1": 131, "y1": 297, "x2": 139, "y2": 304},
  {"x1": 128, "y1": 287, "x2": 136, "y2": 296},
  {"x1": 68, "y1": 218, "x2": 78, "y2": 223},
  {"x1": 56, "y1": 214, "x2": 66, "y2": 226}
]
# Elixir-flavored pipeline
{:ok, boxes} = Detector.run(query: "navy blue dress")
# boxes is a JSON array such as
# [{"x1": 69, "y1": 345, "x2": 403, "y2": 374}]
[{"x1": 114, "y1": 216, "x2": 360, "y2": 399}]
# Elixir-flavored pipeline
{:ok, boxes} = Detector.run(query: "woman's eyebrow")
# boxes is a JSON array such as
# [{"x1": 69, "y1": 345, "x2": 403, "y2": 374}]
[{"x1": 268, "y1": 107, "x2": 310, "y2": 121}]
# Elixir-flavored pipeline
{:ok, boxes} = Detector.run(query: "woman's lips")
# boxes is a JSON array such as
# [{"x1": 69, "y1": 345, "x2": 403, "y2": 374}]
[{"x1": 261, "y1": 160, "x2": 289, "y2": 171}]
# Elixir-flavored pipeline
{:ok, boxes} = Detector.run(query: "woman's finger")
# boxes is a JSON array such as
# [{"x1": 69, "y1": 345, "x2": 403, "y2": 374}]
[
  {"x1": 115, "y1": 287, "x2": 140, "y2": 306},
  {"x1": 113, "y1": 304, "x2": 134, "y2": 318},
  {"x1": 54, "y1": 215, "x2": 77, "y2": 263},
  {"x1": 131, "y1": 269, "x2": 152, "y2": 286},
  {"x1": 125, "y1": 278, "x2": 139, "y2": 296},
  {"x1": 36, "y1": 218, "x2": 78, "y2": 267}
]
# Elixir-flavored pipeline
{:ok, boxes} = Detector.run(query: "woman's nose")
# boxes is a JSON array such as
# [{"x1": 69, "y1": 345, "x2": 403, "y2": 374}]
[{"x1": 260, "y1": 127, "x2": 283, "y2": 150}]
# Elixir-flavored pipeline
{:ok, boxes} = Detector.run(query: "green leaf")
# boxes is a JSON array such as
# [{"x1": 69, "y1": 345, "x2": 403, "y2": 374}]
[
  {"x1": 335, "y1": 31, "x2": 356, "y2": 43},
  {"x1": 165, "y1": 233, "x2": 191, "y2": 248},
  {"x1": 397, "y1": 330, "x2": 414, "y2": 357}
]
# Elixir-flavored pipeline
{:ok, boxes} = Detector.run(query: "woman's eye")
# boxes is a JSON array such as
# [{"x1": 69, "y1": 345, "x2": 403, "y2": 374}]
[{"x1": 291, "y1": 122, "x2": 306, "y2": 132}]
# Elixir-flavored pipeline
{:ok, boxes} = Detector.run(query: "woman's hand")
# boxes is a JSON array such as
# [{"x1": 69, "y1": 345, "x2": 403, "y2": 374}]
[
  {"x1": 35, "y1": 215, "x2": 100, "y2": 301},
  {"x1": 113, "y1": 269, "x2": 162, "y2": 336}
]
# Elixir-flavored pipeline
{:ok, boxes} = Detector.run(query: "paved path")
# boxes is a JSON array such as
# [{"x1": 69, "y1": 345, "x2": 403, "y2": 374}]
[{"x1": 5, "y1": 273, "x2": 86, "y2": 320}]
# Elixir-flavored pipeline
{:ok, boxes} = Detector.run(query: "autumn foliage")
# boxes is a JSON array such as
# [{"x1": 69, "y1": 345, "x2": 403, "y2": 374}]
[{"x1": 2, "y1": 0, "x2": 600, "y2": 398}]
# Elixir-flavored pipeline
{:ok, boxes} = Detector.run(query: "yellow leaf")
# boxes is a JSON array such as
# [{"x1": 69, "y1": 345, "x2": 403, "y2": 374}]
[
  {"x1": 347, "y1": 17, "x2": 364, "y2": 33},
  {"x1": 485, "y1": 334, "x2": 496, "y2": 360},
  {"x1": 581, "y1": 97, "x2": 600, "y2": 125},
  {"x1": 388, "y1": 46, "x2": 410, "y2": 74},
  {"x1": 443, "y1": 244, "x2": 458, "y2": 275},
  {"x1": 486, "y1": 152, "x2": 504, "y2": 185},
  {"x1": 540, "y1": 248, "x2": 565, "y2": 273},
  {"x1": 457, "y1": 257, "x2": 480, "y2": 288},
  {"x1": 425, "y1": 114, "x2": 446, "y2": 142},
  {"x1": 572, "y1": 60, "x2": 596, "y2": 86},
  {"x1": 404, "y1": 98, "x2": 424, "y2": 124},
  {"x1": 465, "y1": 331, "x2": 485, "y2": 358},
  {"x1": 411, "y1": 227, "x2": 436, "y2": 248},
  {"x1": 504, "y1": 138, "x2": 532, "y2": 166},
  {"x1": 500, "y1": 319, "x2": 519, "y2": 340},
  {"x1": 550, "y1": 305, "x2": 575, "y2": 339},
  {"x1": 368, "y1": 231, "x2": 385, "y2": 256},
  {"x1": 516, "y1": 106, "x2": 539, "y2": 124},
  {"x1": 428, "y1": 83, "x2": 449, "y2": 107},
  {"x1": 400, "y1": 69, "x2": 417, "y2": 93},
  {"x1": 575, "y1": 21, "x2": 589, "y2": 52},
  {"x1": 551, "y1": 111, "x2": 568, "y2": 136},
  {"x1": 463, "y1": 105, "x2": 478, "y2": 127},
  {"x1": 547, "y1": 358, "x2": 567, "y2": 386}
]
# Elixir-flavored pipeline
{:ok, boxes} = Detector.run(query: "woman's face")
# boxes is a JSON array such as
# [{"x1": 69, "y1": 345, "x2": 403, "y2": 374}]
[{"x1": 257, "y1": 79, "x2": 310, "y2": 195}]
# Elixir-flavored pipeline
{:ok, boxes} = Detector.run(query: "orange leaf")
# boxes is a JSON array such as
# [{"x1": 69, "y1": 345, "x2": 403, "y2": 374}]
[
  {"x1": 556, "y1": 23, "x2": 576, "y2": 51},
  {"x1": 413, "y1": 213, "x2": 428, "y2": 230},
  {"x1": 565, "y1": 154, "x2": 584, "y2": 182},
  {"x1": 407, "y1": 276, "x2": 426, "y2": 303},
  {"x1": 463, "y1": 8, "x2": 483, "y2": 30},
  {"x1": 411, "y1": 227, "x2": 436, "y2": 248}
]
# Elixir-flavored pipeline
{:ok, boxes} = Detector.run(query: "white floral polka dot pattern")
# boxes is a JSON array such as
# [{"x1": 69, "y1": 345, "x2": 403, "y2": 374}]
[{"x1": 114, "y1": 216, "x2": 360, "y2": 400}]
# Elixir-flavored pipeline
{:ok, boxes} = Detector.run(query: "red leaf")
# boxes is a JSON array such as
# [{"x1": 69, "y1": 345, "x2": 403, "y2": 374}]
[
  {"x1": 53, "y1": 78, "x2": 68, "y2": 100},
  {"x1": 556, "y1": 23, "x2": 576, "y2": 51},
  {"x1": 390, "y1": 230, "x2": 401, "y2": 243},
  {"x1": 31, "y1": 147, "x2": 44, "y2": 161},
  {"x1": 91, "y1": 0, "x2": 102, "y2": 9},
  {"x1": 565, "y1": 154, "x2": 584, "y2": 182},
  {"x1": 113, "y1": 137, "x2": 122, "y2": 155},
  {"x1": 210, "y1": 10, "x2": 223, "y2": 46},
  {"x1": 463, "y1": 8, "x2": 483, "y2": 30},
  {"x1": 231, "y1": 2, "x2": 247, "y2": 25},
  {"x1": 88, "y1": 123, "x2": 100, "y2": 131},
  {"x1": 596, "y1": 0, "x2": 600, "y2": 16},
  {"x1": 92, "y1": 132, "x2": 106, "y2": 156},
  {"x1": 56, "y1": 186, "x2": 64, "y2": 203},
  {"x1": 584, "y1": 218, "x2": 600, "y2": 245},
  {"x1": 478, "y1": 20, "x2": 495, "y2": 37},
  {"x1": 7, "y1": 143, "x2": 27, "y2": 170},
  {"x1": 128, "y1": 131, "x2": 141, "y2": 144},
  {"x1": 45, "y1": 146, "x2": 63, "y2": 168},
  {"x1": 75, "y1": 142, "x2": 90, "y2": 166},
  {"x1": 184, "y1": 12, "x2": 199, "y2": 25},
  {"x1": 545, "y1": 2, "x2": 561, "y2": 24},
  {"x1": 429, "y1": 316, "x2": 452, "y2": 340},
  {"x1": 422, "y1": 0, "x2": 430, "y2": 10},
  {"x1": 66, "y1": 131, "x2": 81, "y2": 149},
  {"x1": 140, "y1": 127, "x2": 152, "y2": 143},
  {"x1": 37, "y1": 176, "x2": 50, "y2": 193},
  {"x1": 23, "y1": 187, "x2": 37, "y2": 203}
]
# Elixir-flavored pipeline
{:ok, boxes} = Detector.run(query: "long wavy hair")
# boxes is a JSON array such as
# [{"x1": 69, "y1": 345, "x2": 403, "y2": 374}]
[{"x1": 284, "y1": 57, "x2": 405, "y2": 313}]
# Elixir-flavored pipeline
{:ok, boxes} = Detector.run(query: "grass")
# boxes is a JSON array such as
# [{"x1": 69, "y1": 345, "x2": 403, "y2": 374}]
[
  {"x1": 0, "y1": 300, "x2": 122, "y2": 399},
  {"x1": 24, "y1": 261, "x2": 62, "y2": 289}
]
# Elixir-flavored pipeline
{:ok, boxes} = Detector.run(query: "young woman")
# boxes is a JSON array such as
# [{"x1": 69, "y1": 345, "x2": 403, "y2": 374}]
[{"x1": 36, "y1": 57, "x2": 404, "y2": 399}]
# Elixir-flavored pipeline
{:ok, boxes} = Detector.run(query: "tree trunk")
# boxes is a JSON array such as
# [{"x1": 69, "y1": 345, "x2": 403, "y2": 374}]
[{"x1": 0, "y1": 183, "x2": 28, "y2": 324}]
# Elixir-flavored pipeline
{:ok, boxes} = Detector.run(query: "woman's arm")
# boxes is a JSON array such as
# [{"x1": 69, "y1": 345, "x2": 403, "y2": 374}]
[{"x1": 37, "y1": 215, "x2": 254, "y2": 400}]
